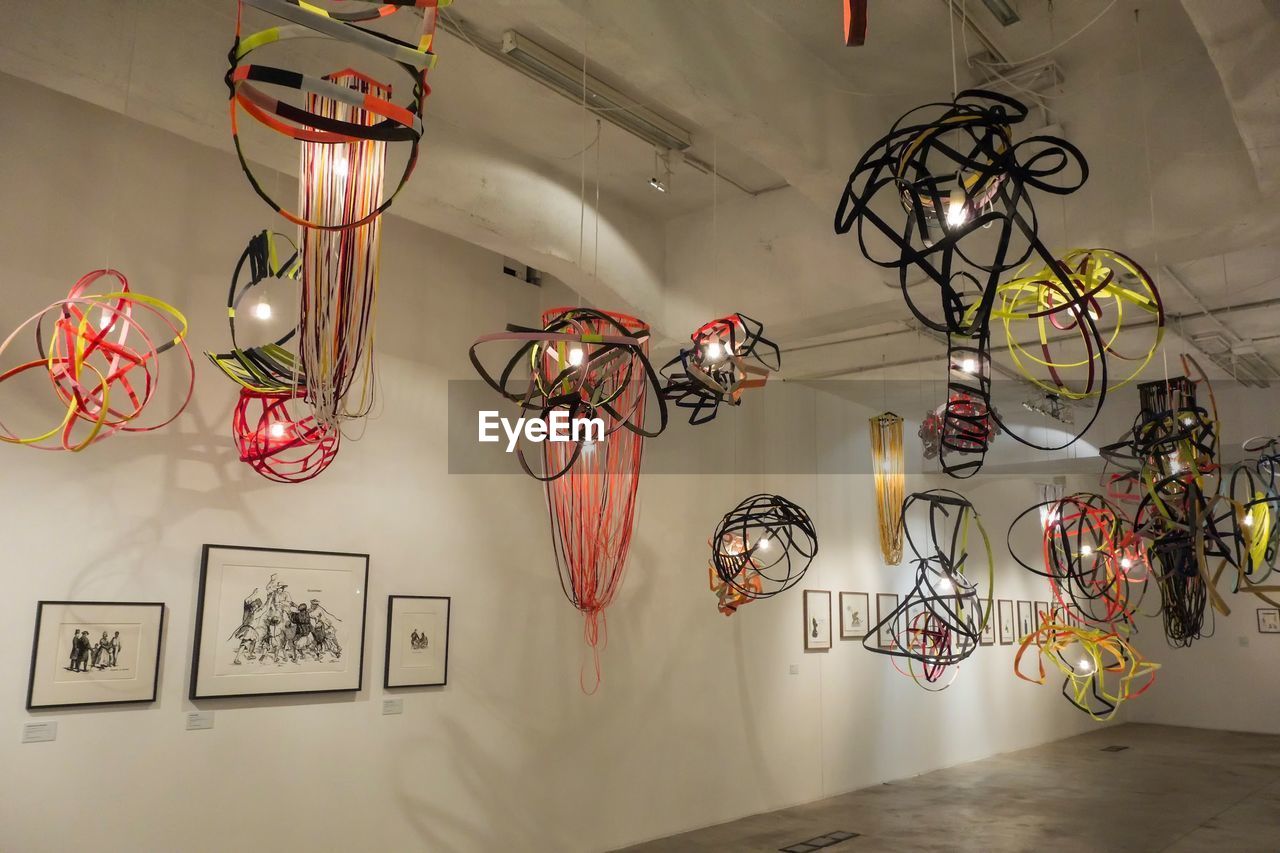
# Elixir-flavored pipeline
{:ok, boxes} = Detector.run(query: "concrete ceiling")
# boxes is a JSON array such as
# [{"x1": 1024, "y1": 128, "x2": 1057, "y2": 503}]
[{"x1": 1, "y1": 0, "x2": 1278, "y2": 389}]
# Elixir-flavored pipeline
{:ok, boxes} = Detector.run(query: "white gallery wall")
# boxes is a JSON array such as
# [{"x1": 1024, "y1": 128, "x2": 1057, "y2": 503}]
[{"x1": 0, "y1": 75, "x2": 1121, "y2": 853}]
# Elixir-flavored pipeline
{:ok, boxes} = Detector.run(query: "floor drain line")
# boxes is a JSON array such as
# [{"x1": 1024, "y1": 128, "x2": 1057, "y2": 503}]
[
  {"x1": 779, "y1": 830, "x2": 860, "y2": 852},
  {"x1": 1101, "y1": 745, "x2": 1130, "y2": 752}
]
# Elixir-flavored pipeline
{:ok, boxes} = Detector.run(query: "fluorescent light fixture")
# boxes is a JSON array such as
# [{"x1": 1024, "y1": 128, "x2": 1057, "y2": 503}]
[
  {"x1": 979, "y1": 0, "x2": 1020, "y2": 26},
  {"x1": 500, "y1": 31, "x2": 693, "y2": 152}
]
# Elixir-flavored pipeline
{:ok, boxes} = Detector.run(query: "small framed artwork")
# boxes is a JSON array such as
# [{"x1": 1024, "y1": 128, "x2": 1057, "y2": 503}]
[
  {"x1": 839, "y1": 592, "x2": 870, "y2": 640},
  {"x1": 27, "y1": 601, "x2": 164, "y2": 710},
  {"x1": 191, "y1": 544, "x2": 369, "y2": 700},
  {"x1": 979, "y1": 609, "x2": 995, "y2": 646},
  {"x1": 1258, "y1": 608, "x2": 1280, "y2": 634},
  {"x1": 997, "y1": 599, "x2": 1015, "y2": 645},
  {"x1": 804, "y1": 590, "x2": 832, "y2": 651},
  {"x1": 385, "y1": 596, "x2": 451, "y2": 688},
  {"x1": 1035, "y1": 601, "x2": 1051, "y2": 625},
  {"x1": 875, "y1": 593, "x2": 900, "y2": 649},
  {"x1": 1017, "y1": 600, "x2": 1034, "y2": 639}
]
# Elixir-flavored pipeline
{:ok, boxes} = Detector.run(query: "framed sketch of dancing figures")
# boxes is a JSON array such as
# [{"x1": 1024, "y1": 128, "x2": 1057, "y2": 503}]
[
  {"x1": 385, "y1": 596, "x2": 451, "y2": 688},
  {"x1": 190, "y1": 545, "x2": 369, "y2": 700},
  {"x1": 27, "y1": 601, "x2": 164, "y2": 710}
]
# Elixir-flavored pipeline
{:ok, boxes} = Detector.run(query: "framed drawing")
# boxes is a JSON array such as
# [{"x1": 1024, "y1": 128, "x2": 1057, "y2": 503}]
[
  {"x1": 1017, "y1": 600, "x2": 1034, "y2": 639},
  {"x1": 804, "y1": 590, "x2": 832, "y2": 651},
  {"x1": 997, "y1": 599, "x2": 1015, "y2": 645},
  {"x1": 1258, "y1": 608, "x2": 1280, "y2": 634},
  {"x1": 979, "y1": 608, "x2": 995, "y2": 646},
  {"x1": 839, "y1": 592, "x2": 870, "y2": 640},
  {"x1": 27, "y1": 601, "x2": 164, "y2": 710},
  {"x1": 191, "y1": 544, "x2": 369, "y2": 700},
  {"x1": 385, "y1": 596, "x2": 451, "y2": 688},
  {"x1": 875, "y1": 593, "x2": 899, "y2": 649},
  {"x1": 1035, "y1": 601, "x2": 1051, "y2": 624}
]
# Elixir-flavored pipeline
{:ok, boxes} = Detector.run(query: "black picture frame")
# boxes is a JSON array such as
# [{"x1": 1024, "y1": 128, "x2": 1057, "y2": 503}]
[
  {"x1": 997, "y1": 599, "x2": 1015, "y2": 645},
  {"x1": 190, "y1": 544, "x2": 370, "y2": 700},
  {"x1": 1017, "y1": 600, "x2": 1034, "y2": 639},
  {"x1": 1258, "y1": 608, "x2": 1280, "y2": 634},
  {"x1": 27, "y1": 601, "x2": 165, "y2": 710},
  {"x1": 384, "y1": 595, "x2": 451, "y2": 689}
]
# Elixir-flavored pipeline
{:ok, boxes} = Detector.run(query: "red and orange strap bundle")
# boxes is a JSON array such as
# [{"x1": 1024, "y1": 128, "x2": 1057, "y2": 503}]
[{"x1": 0, "y1": 270, "x2": 192, "y2": 451}]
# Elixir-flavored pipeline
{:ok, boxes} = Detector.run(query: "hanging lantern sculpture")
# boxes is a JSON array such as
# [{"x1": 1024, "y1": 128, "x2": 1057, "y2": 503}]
[
  {"x1": 232, "y1": 389, "x2": 340, "y2": 484},
  {"x1": 710, "y1": 494, "x2": 818, "y2": 605},
  {"x1": 831, "y1": 89, "x2": 1153, "y2": 479},
  {"x1": 707, "y1": 531, "x2": 764, "y2": 616},
  {"x1": 660, "y1": 313, "x2": 780, "y2": 425},
  {"x1": 0, "y1": 270, "x2": 193, "y2": 451},
  {"x1": 870, "y1": 412, "x2": 905, "y2": 565},
  {"x1": 864, "y1": 490, "x2": 992, "y2": 690}
]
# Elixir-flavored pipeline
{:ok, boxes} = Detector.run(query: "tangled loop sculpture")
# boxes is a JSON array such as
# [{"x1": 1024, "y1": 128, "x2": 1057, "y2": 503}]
[
  {"x1": 0, "y1": 270, "x2": 193, "y2": 451},
  {"x1": 864, "y1": 490, "x2": 992, "y2": 690},
  {"x1": 227, "y1": 0, "x2": 448, "y2": 228},
  {"x1": 710, "y1": 494, "x2": 818, "y2": 602},
  {"x1": 1015, "y1": 613, "x2": 1159, "y2": 721},
  {"x1": 232, "y1": 389, "x2": 340, "y2": 483},
  {"x1": 660, "y1": 313, "x2": 780, "y2": 425},
  {"x1": 1008, "y1": 492, "x2": 1152, "y2": 632},
  {"x1": 833, "y1": 89, "x2": 1160, "y2": 477},
  {"x1": 470, "y1": 307, "x2": 667, "y2": 480}
]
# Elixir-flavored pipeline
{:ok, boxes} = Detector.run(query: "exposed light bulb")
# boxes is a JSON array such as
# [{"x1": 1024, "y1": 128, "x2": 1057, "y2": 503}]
[
  {"x1": 568, "y1": 347, "x2": 584, "y2": 367},
  {"x1": 946, "y1": 185, "x2": 968, "y2": 228},
  {"x1": 1120, "y1": 556, "x2": 1133, "y2": 569},
  {"x1": 706, "y1": 341, "x2": 723, "y2": 359},
  {"x1": 937, "y1": 576, "x2": 954, "y2": 594},
  {"x1": 97, "y1": 310, "x2": 113, "y2": 330},
  {"x1": 332, "y1": 151, "x2": 349, "y2": 179},
  {"x1": 1077, "y1": 657, "x2": 1095, "y2": 675},
  {"x1": 268, "y1": 422, "x2": 286, "y2": 439},
  {"x1": 253, "y1": 297, "x2": 272, "y2": 321},
  {"x1": 1244, "y1": 514, "x2": 1255, "y2": 527},
  {"x1": 1168, "y1": 454, "x2": 1183, "y2": 473},
  {"x1": 1081, "y1": 544, "x2": 1094, "y2": 557},
  {"x1": 958, "y1": 357, "x2": 978, "y2": 375},
  {"x1": 758, "y1": 537, "x2": 771, "y2": 551}
]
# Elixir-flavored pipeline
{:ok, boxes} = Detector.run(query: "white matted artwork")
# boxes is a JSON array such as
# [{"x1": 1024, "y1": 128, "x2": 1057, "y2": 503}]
[
  {"x1": 979, "y1": 607, "x2": 996, "y2": 646},
  {"x1": 1017, "y1": 600, "x2": 1034, "y2": 639},
  {"x1": 1258, "y1": 608, "x2": 1280, "y2": 634},
  {"x1": 385, "y1": 596, "x2": 451, "y2": 688},
  {"x1": 997, "y1": 599, "x2": 1015, "y2": 645},
  {"x1": 875, "y1": 593, "x2": 900, "y2": 649},
  {"x1": 803, "y1": 590, "x2": 832, "y2": 651},
  {"x1": 27, "y1": 601, "x2": 164, "y2": 709},
  {"x1": 839, "y1": 591, "x2": 870, "y2": 640},
  {"x1": 190, "y1": 544, "x2": 369, "y2": 699}
]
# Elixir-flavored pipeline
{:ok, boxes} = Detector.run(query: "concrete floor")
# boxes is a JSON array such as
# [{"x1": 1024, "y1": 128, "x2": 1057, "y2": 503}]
[{"x1": 615, "y1": 724, "x2": 1280, "y2": 853}]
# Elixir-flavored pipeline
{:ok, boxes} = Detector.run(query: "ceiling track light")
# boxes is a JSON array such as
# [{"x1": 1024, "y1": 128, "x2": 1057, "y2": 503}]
[{"x1": 499, "y1": 30, "x2": 692, "y2": 152}]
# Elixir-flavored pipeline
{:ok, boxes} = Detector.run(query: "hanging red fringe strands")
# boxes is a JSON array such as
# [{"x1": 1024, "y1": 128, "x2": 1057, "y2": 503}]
[
  {"x1": 0, "y1": 270, "x2": 193, "y2": 451},
  {"x1": 660, "y1": 313, "x2": 780, "y2": 426},
  {"x1": 226, "y1": 0, "x2": 448, "y2": 229}
]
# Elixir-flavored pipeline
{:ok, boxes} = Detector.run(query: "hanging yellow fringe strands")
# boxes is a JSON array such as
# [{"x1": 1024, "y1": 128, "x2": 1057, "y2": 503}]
[{"x1": 871, "y1": 412, "x2": 905, "y2": 565}]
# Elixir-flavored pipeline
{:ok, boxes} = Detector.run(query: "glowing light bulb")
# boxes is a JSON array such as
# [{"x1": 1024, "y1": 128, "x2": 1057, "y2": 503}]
[
  {"x1": 1081, "y1": 544, "x2": 1094, "y2": 557},
  {"x1": 758, "y1": 537, "x2": 771, "y2": 551},
  {"x1": 958, "y1": 357, "x2": 978, "y2": 375},
  {"x1": 268, "y1": 422, "x2": 286, "y2": 439},
  {"x1": 568, "y1": 347, "x2": 584, "y2": 367},
  {"x1": 937, "y1": 576, "x2": 954, "y2": 594},
  {"x1": 253, "y1": 297, "x2": 272, "y2": 321},
  {"x1": 97, "y1": 311, "x2": 113, "y2": 330},
  {"x1": 706, "y1": 341, "x2": 723, "y2": 359},
  {"x1": 1120, "y1": 557, "x2": 1133, "y2": 569},
  {"x1": 946, "y1": 185, "x2": 968, "y2": 228},
  {"x1": 332, "y1": 151, "x2": 349, "y2": 179},
  {"x1": 1244, "y1": 514, "x2": 1255, "y2": 527},
  {"x1": 1077, "y1": 657, "x2": 1095, "y2": 675},
  {"x1": 1168, "y1": 454, "x2": 1183, "y2": 473}
]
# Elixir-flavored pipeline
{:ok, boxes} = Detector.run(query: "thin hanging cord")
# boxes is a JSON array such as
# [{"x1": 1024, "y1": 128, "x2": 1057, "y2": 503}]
[
  {"x1": 576, "y1": 8, "x2": 590, "y2": 306},
  {"x1": 984, "y1": 0, "x2": 1119, "y2": 67},
  {"x1": 593, "y1": 118, "x2": 602, "y2": 281},
  {"x1": 949, "y1": 2, "x2": 959, "y2": 99},
  {"x1": 1134, "y1": 9, "x2": 1165, "y2": 329},
  {"x1": 712, "y1": 135, "x2": 719, "y2": 288}
]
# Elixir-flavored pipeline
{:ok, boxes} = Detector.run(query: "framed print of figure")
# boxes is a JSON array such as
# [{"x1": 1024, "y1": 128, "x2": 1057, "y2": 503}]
[
  {"x1": 1017, "y1": 600, "x2": 1034, "y2": 639},
  {"x1": 875, "y1": 593, "x2": 900, "y2": 649},
  {"x1": 997, "y1": 599, "x2": 1015, "y2": 645},
  {"x1": 385, "y1": 596, "x2": 451, "y2": 688},
  {"x1": 839, "y1": 592, "x2": 870, "y2": 640},
  {"x1": 979, "y1": 608, "x2": 995, "y2": 646},
  {"x1": 27, "y1": 601, "x2": 164, "y2": 710},
  {"x1": 1035, "y1": 601, "x2": 1051, "y2": 624},
  {"x1": 804, "y1": 590, "x2": 832, "y2": 651},
  {"x1": 1258, "y1": 608, "x2": 1280, "y2": 634},
  {"x1": 191, "y1": 544, "x2": 369, "y2": 700}
]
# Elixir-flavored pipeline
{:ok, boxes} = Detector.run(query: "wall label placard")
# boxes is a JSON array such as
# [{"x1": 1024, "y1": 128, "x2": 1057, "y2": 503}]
[{"x1": 22, "y1": 721, "x2": 58, "y2": 743}]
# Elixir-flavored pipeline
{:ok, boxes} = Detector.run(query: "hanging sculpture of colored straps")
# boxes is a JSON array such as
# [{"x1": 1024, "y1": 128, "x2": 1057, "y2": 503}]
[
  {"x1": 870, "y1": 412, "x2": 905, "y2": 565},
  {"x1": 863, "y1": 490, "x2": 992, "y2": 690},
  {"x1": 833, "y1": 90, "x2": 1164, "y2": 478},
  {"x1": 1008, "y1": 492, "x2": 1152, "y2": 633},
  {"x1": 0, "y1": 270, "x2": 193, "y2": 451},
  {"x1": 469, "y1": 307, "x2": 668, "y2": 480},
  {"x1": 206, "y1": 231, "x2": 340, "y2": 484},
  {"x1": 227, "y1": 0, "x2": 448, "y2": 229},
  {"x1": 1013, "y1": 612, "x2": 1158, "y2": 721},
  {"x1": 660, "y1": 313, "x2": 780, "y2": 425},
  {"x1": 709, "y1": 494, "x2": 818, "y2": 614}
]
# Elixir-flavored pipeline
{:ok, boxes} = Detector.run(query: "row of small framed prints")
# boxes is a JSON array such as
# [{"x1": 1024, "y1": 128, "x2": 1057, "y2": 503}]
[
  {"x1": 802, "y1": 591, "x2": 1079, "y2": 652},
  {"x1": 27, "y1": 544, "x2": 451, "y2": 710}
]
